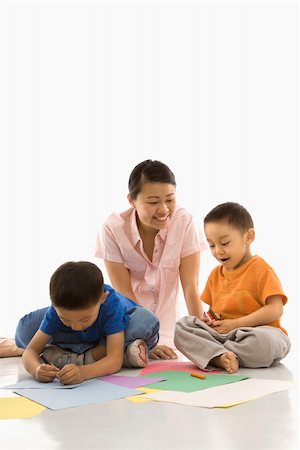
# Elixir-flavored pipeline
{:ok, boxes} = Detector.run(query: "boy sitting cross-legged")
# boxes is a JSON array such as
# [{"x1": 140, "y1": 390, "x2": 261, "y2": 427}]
[{"x1": 174, "y1": 202, "x2": 291, "y2": 373}]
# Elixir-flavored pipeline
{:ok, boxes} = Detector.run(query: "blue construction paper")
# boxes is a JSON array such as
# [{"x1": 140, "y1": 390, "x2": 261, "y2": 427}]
[
  {"x1": 14, "y1": 380, "x2": 143, "y2": 410},
  {"x1": 4, "y1": 379, "x2": 83, "y2": 389}
]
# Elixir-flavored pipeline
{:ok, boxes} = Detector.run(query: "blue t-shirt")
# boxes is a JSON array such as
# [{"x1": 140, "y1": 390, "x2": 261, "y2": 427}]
[{"x1": 40, "y1": 284, "x2": 139, "y2": 343}]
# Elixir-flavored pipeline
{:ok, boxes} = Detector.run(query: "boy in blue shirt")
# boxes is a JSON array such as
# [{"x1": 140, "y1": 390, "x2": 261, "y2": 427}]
[{"x1": 19, "y1": 261, "x2": 159, "y2": 384}]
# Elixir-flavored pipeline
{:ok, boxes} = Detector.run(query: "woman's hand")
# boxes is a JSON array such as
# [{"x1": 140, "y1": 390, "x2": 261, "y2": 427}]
[{"x1": 149, "y1": 345, "x2": 178, "y2": 360}]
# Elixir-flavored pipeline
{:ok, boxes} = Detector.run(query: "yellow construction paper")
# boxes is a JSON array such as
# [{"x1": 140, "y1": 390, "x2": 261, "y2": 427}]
[
  {"x1": 127, "y1": 395, "x2": 153, "y2": 403},
  {"x1": 0, "y1": 396, "x2": 46, "y2": 419},
  {"x1": 127, "y1": 387, "x2": 160, "y2": 403}
]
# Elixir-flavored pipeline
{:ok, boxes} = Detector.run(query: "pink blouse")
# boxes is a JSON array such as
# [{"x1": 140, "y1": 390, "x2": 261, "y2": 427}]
[{"x1": 95, "y1": 206, "x2": 208, "y2": 346}]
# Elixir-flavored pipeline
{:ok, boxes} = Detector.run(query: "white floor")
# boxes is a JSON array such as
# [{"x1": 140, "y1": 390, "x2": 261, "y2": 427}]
[{"x1": 0, "y1": 353, "x2": 298, "y2": 450}]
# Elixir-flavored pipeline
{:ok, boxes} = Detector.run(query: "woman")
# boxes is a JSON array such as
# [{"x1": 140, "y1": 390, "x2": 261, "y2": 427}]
[{"x1": 95, "y1": 159, "x2": 208, "y2": 359}]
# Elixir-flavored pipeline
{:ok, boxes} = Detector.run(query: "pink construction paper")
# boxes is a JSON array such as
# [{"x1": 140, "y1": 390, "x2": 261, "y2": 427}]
[
  {"x1": 140, "y1": 361, "x2": 220, "y2": 375},
  {"x1": 98, "y1": 375, "x2": 165, "y2": 388}
]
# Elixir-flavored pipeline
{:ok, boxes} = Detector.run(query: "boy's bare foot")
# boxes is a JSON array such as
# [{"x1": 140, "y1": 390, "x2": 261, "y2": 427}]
[
  {"x1": 0, "y1": 338, "x2": 24, "y2": 357},
  {"x1": 210, "y1": 351, "x2": 239, "y2": 373}
]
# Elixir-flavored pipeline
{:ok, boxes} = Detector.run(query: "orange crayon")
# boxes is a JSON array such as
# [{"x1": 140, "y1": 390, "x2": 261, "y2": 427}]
[{"x1": 190, "y1": 372, "x2": 206, "y2": 380}]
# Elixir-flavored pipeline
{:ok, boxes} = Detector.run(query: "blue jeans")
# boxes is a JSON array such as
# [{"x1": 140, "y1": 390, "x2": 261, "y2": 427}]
[{"x1": 15, "y1": 306, "x2": 159, "y2": 354}]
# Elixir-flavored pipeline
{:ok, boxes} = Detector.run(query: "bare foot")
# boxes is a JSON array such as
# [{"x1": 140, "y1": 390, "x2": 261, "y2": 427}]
[
  {"x1": 0, "y1": 338, "x2": 24, "y2": 357},
  {"x1": 210, "y1": 351, "x2": 239, "y2": 373}
]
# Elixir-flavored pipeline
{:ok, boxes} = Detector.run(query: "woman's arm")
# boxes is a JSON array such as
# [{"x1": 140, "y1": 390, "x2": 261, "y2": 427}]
[
  {"x1": 104, "y1": 261, "x2": 139, "y2": 303},
  {"x1": 179, "y1": 252, "x2": 205, "y2": 319}
]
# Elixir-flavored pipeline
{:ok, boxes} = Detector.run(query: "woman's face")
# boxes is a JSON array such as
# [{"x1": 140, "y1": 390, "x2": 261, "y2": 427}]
[{"x1": 128, "y1": 182, "x2": 176, "y2": 232}]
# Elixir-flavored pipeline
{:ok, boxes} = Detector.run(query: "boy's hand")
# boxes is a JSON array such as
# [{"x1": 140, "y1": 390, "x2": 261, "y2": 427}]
[
  {"x1": 57, "y1": 364, "x2": 84, "y2": 385},
  {"x1": 211, "y1": 319, "x2": 238, "y2": 334},
  {"x1": 35, "y1": 363, "x2": 60, "y2": 383},
  {"x1": 202, "y1": 312, "x2": 214, "y2": 326}
]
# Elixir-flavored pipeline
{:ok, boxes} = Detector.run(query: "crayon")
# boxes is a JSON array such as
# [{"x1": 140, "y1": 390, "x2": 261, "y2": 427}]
[
  {"x1": 40, "y1": 353, "x2": 59, "y2": 379},
  {"x1": 208, "y1": 310, "x2": 221, "y2": 320},
  {"x1": 190, "y1": 372, "x2": 206, "y2": 380},
  {"x1": 40, "y1": 354, "x2": 51, "y2": 365}
]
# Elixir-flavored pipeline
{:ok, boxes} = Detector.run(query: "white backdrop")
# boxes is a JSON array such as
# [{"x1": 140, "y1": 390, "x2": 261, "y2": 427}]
[{"x1": 1, "y1": 1, "x2": 298, "y2": 364}]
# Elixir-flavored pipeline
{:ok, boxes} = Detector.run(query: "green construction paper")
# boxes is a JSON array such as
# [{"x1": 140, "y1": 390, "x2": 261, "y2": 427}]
[{"x1": 142, "y1": 371, "x2": 248, "y2": 392}]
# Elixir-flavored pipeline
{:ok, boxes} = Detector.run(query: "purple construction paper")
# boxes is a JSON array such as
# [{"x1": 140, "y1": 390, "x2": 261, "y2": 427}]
[{"x1": 98, "y1": 375, "x2": 165, "y2": 388}]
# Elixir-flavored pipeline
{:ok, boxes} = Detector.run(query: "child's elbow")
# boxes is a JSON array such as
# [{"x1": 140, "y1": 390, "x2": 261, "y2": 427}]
[
  {"x1": 278, "y1": 303, "x2": 284, "y2": 317},
  {"x1": 21, "y1": 349, "x2": 29, "y2": 363},
  {"x1": 267, "y1": 296, "x2": 284, "y2": 317},
  {"x1": 110, "y1": 356, "x2": 123, "y2": 373},
  {"x1": 273, "y1": 301, "x2": 284, "y2": 318}
]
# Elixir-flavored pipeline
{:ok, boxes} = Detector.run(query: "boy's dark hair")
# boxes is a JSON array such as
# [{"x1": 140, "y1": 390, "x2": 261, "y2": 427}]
[
  {"x1": 49, "y1": 261, "x2": 104, "y2": 310},
  {"x1": 204, "y1": 202, "x2": 254, "y2": 232},
  {"x1": 128, "y1": 159, "x2": 176, "y2": 199}
]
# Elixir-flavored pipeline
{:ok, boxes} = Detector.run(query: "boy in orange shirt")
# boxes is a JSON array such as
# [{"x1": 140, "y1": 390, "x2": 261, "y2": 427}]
[{"x1": 174, "y1": 202, "x2": 291, "y2": 373}]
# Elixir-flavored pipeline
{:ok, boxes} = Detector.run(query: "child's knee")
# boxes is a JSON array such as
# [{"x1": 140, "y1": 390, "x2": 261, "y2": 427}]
[
  {"x1": 126, "y1": 307, "x2": 159, "y2": 341},
  {"x1": 15, "y1": 308, "x2": 47, "y2": 348}
]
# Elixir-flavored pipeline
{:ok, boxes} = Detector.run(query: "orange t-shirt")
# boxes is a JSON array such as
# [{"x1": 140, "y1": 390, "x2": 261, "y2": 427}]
[{"x1": 201, "y1": 255, "x2": 288, "y2": 334}]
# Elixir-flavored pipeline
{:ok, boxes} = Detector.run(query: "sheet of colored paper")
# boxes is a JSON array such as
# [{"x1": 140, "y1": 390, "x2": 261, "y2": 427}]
[
  {"x1": 142, "y1": 370, "x2": 248, "y2": 392},
  {"x1": 140, "y1": 378, "x2": 296, "y2": 408},
  {"x1": 4, "y1": 379, "x2": 83, "y2": 389},
  {"x1": 0, "y1": 396, "x2": 46, "y2": 419},
  {"x1": 98, "y1": 375, "x2": 165, "y2": 388},
  {"x1": 126, "y1": 387, "x2": 160, "y2": 404},
  {"x1": 14, "y1": 380, "x2": 144, "y2": 410},
  {"x1": 140, "y1": 361, "x2": 220, "y2": 375}
]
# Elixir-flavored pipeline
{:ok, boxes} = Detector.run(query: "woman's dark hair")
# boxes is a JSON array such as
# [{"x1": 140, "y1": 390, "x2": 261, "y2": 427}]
[
  {"x1": 128, "y1": 159, "x2": 176, "y2": 199},
  {"x1": 204, "y1": 202, "x2": 254, "y2": 232},
  {"x1": 50, "y1": 261, "x2": 104, "y2": 310}
]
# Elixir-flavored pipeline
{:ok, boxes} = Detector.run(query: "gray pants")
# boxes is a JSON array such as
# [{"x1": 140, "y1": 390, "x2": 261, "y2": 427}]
[{"x1": 174, "y1": 316, "x2": 291, "y2": 369}]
